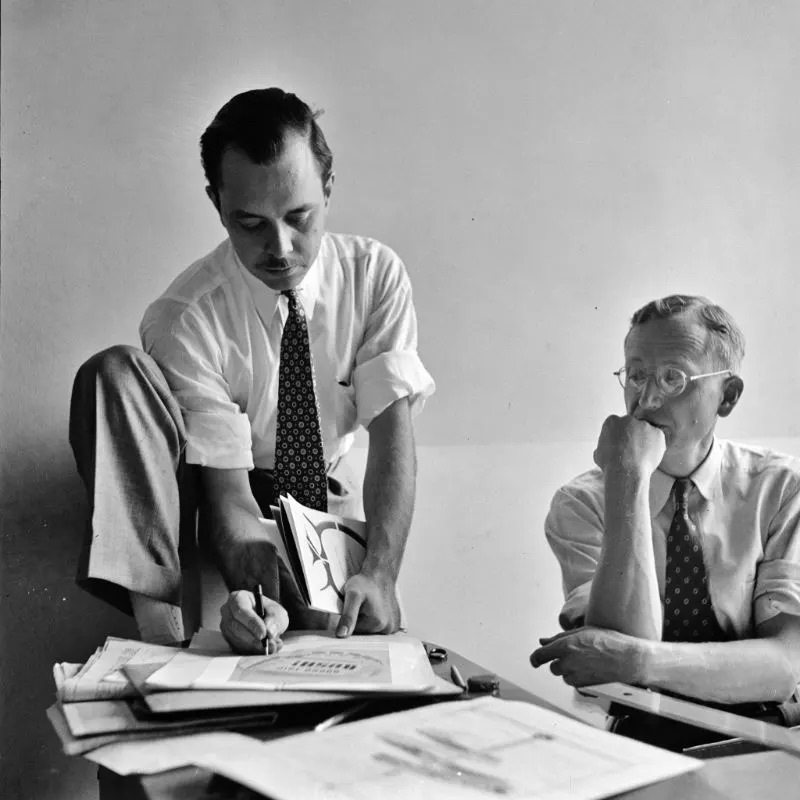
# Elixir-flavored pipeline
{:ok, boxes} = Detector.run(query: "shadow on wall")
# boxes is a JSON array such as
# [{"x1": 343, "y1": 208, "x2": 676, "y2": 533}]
[{"x1": 1, "y1": 451, "x2": 138, "y2": 800}]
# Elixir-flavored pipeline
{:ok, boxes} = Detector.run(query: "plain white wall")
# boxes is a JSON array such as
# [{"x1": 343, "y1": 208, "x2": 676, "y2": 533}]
[
  {"x1": 3, "y1": 2, "x2": 800, "y2": 797},
  {"x1": 5, "y1": 0, "x2": 800, "y2": 471}
]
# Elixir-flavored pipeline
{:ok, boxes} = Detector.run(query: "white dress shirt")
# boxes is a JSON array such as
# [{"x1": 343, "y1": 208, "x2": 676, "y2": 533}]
[
  {"x1": 140, "y1": 232, "x2": 434, "y2": 470},
  {"x1": 546, "y1": 439, "x2": 800, "y2": 637}
]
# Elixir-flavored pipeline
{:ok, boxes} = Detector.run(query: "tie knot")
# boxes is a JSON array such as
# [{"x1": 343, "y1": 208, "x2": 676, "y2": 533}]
[
  {"x1": 282, "y1": 289, "x2": 298, "y2": 304},
  {"x1": 673, "y1": 478, "x2": 692, "y2": 511}
]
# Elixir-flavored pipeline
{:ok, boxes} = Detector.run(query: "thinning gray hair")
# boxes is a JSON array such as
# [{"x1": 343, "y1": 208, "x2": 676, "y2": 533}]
[{"x1": 626, "y1": 294, "x2": 745, "y2": 372}]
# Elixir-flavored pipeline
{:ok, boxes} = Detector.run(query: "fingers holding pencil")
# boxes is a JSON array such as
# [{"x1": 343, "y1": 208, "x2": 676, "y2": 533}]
[
  {"x1": 220, "y1": 587, "x2": 289, "y2": 655},
  {"x1": 254, "y1": 583, "x2": 286, "y2": 654}
]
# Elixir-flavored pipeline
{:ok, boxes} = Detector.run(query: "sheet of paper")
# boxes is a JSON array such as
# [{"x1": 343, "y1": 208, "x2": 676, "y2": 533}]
[
  {"x1": 47, "y1": 703, "x2": 192, "y2": 757},
  {"x1": 60, "y1": 697, "x2": 278, "y2": 737},
  {"x1": 85, "y1": 731, "x2": 255, "y2": 775},
  {"x1": 146, "y1": 631, "x2": 438, "y2": 693},
  {"x1": 47, "y1": 701, "x2": 278, "y2": 756},
  {"x1": 197, "y1": 695, "x2": 702, "y2": 800}
]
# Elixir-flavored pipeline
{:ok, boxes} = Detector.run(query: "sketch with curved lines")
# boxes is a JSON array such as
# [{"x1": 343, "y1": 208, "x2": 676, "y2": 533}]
[{"x1": 279, "y1": 495, "x2": 367, "y2": 613}]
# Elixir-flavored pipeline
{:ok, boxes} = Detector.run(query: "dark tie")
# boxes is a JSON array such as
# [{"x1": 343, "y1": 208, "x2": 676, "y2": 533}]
[
  {"x1": 662, "y1": 479, "x2": 726, "y2": 642},
  {"x1": 273, "y1": 290, "x2": 328, "y2": 512}
]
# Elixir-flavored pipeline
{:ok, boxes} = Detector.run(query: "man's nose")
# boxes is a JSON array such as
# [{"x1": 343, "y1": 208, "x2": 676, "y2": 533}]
[
  {"x1": 266, "y1": 223, "x2": 293, "y2": 257},
  {"x1": 637, "y1": 377, "x2": 665, "y2": 410}
]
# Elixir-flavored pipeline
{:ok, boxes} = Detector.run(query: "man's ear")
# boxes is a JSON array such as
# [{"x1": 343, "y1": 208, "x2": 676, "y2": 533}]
[
  {"x1": 205, "y1": 185, "x2": 222, "y2": 218},
  {"x1": 718, "y1": 375, "x2": 744, "y2": 418},
  {"x1": 323, "y1": 173, "x2": 335, "y2": 205}
]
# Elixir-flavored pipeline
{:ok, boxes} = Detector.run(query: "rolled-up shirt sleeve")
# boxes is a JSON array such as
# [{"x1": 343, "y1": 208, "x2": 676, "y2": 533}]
[
  {"x1": 545, "y1": 474, "x2": 605, "y2": 629},
  {"x1": 140, "y1": 299, "x2": 254, "y2": 469},
  {"x1": 352, "y1": 252, "x2": 434, "y2": 428},
  {"x1": 754, "y1": 482, "x2": 800, "y2": 626}
]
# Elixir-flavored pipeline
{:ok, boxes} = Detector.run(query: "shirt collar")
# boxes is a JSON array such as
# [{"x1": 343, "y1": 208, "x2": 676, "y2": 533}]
[
  {"x1": 649, "y1": 438, "x2": 722, "y2": 513},
  {"x1": 688, "y1": 438, "x2": 723, "y2": 501},
  {"x1": 233, "y1": 244, "x2": 321, "y2": 324}
]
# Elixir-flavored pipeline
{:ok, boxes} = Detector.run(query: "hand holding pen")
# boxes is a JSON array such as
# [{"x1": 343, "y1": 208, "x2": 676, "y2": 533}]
[
  {"x1": 253, "y1": 583, "x2": 284, "y2": 654},
  {"x1": 219, "y1": 585, "x2": 289, "y2": 655}
]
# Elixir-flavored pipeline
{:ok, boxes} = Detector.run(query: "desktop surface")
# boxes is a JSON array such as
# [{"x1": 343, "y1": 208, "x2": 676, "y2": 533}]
[{"x1": 98, "y1": 643, "x2": 800, "y2": 800}]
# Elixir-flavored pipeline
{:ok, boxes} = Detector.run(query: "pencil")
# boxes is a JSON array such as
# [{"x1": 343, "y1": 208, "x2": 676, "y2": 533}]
[
  {"x1": 253, "y1": 583, "x2": 267, "y2": 650},
  {"x1": 450, "y1": 664, "x2": 467, "y2": 690}
]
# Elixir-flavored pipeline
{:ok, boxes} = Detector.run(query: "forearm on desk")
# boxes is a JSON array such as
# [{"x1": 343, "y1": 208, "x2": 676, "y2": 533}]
[
  {"x1": 361, "y1": 397, "x2": 416, "y2": 582},
  {"x1": 586, "y1": 472, "x2": 661, "y2": 640},
  {"x1": 641, "y1": 619, "x2": 800, "y2": 704}
]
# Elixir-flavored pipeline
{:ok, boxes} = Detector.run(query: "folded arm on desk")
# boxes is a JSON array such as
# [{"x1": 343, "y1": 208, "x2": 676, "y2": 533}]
[{"x1": 532, "y1": 613, "x2": 800, "y2": 706}]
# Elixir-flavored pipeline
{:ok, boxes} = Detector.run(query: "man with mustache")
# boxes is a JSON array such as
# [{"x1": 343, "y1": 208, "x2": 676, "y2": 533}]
[
  {"x1": 70, "y1": 88, "x2": 433, "y2": 652},
  {"x1": 531, "y1": 295, "x2": 800, "y2": 749}
]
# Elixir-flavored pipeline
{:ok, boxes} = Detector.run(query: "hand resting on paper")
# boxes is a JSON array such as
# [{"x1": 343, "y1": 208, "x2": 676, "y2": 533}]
[
  {"x1": 530, "y1": 626, "x2": 646, "y2": 687},
  {"x1": 220, "y1": 590, "x2": 289, "y2": 655},
  {"x1": 336, "y1": 571, "x2": 402, "y2": 638}
]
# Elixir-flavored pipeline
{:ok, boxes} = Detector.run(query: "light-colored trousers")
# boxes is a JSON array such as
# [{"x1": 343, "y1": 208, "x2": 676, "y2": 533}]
[{"x1": 69, "y1": 344, "x2": 361, "y2": 631}]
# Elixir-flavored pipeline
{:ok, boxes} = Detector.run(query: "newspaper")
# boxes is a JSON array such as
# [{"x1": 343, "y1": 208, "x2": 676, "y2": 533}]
[{"x1": 53, "y1": 638, "x2": 186, "y2": 701}]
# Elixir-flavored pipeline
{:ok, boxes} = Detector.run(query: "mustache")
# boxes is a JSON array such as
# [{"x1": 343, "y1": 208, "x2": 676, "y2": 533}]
[{"x1": 260, "y1": 257, "x2": 303, "y2": 270}]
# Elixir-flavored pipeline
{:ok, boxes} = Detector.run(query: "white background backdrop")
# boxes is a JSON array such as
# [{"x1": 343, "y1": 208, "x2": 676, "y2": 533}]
[{"x1": 3, "y1": 2, "x2": 800, "y2": 797}]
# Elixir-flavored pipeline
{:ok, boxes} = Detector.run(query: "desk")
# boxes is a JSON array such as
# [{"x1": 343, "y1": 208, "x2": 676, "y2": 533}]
[{"x1": 99, "y1": 644, "x2": 800, "y2": 800}]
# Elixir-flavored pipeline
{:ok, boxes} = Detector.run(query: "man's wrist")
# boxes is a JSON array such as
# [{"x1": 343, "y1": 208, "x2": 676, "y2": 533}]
[
  {"x1": 215, "y1": 532, "x2": 267, "y2": 587},
  {"x1": 604, "y1": 463, "x2": 653, "y2": 488},
  {"x1": 359, "y1": 562, "x2": 397, "y2": 587},
  {"x1": 632, "y1": 637, "x2": 657, "y2": 685}
]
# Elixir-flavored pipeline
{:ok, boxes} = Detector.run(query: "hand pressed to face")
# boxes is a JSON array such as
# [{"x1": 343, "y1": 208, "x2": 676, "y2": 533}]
[
  {"x1": 620, "y1": 314, "x2": 741, "y2": 476},
  {"x1": 593, "y1": 414, "x2": 666, "y2": 478},
  {"x1": 530, "y1": 627, "x2": 647, "y2": 687},
  {"x1": 220, "y1": 589, "x2": 289, "y2": 655},
  {"x1": 335, "y1": 572, "x2": 402, "y2": 638}
]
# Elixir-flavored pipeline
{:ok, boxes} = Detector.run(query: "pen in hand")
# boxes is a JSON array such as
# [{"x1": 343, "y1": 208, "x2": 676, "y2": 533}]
[{"x1": 253, "y1": 583, "x2": 281, "y2": 654}]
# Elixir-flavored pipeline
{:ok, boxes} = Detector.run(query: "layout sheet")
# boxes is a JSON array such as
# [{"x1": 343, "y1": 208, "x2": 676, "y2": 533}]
[
  {"x1": 145, "y1": 632, "x2": 442, "y2": 694},
  {"x1": 198, "y1": 696, "x2": 702, "y2": 800}
]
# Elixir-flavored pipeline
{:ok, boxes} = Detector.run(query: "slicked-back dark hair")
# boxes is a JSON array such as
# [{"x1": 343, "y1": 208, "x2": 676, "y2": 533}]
[
  {"x1": 626, "y1": 294, "x2": 745, "y2": 372},
  {"x1": 200, "y1": 88, "x2": 333, "y2": 197}
]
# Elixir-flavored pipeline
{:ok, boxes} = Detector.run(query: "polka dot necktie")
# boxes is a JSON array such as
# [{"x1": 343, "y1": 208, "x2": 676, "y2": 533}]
[
  {"x1": 273, "y1": 290, "x2": 328, "y2": 512},
  {"x1": 662, "y1": 479, "x2": 726, "y2": 642}
]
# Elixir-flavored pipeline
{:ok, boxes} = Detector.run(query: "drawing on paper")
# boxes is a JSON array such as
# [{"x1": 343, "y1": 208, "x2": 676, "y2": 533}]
[
  {"x1": 231, "y1": 648, "x2": 388, "y2": 685},
  {"x1": 302, "y1": 513, "x2": 366, "y2": 602}
]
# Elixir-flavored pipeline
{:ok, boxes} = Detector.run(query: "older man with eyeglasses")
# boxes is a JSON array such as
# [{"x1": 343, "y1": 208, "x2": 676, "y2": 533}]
[{"x1": 531, "y1": 294, "x2": 800, "y2": 751}]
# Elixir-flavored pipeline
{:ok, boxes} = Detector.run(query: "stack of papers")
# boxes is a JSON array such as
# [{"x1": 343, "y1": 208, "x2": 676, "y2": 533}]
[
  {"x1": 47, "y1": 629, "x2": 459, "y2": 759},
  {"x1": 48, "y1": 632, "x2": 706, "y2": 797}
]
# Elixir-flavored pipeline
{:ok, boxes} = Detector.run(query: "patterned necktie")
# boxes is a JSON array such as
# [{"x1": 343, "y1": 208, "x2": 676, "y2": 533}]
[
  {"x1": 662, "y1": 479, "x2": 726, "y2": 642},
  {"x1": 273, "y1": 290, "x2": 328, "y2": 512}
]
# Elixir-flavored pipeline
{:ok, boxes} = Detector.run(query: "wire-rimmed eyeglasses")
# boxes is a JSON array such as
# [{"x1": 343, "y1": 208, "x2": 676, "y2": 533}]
[{"x1": 613, "y1": 366, "x2": 731, "y2": 398}]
